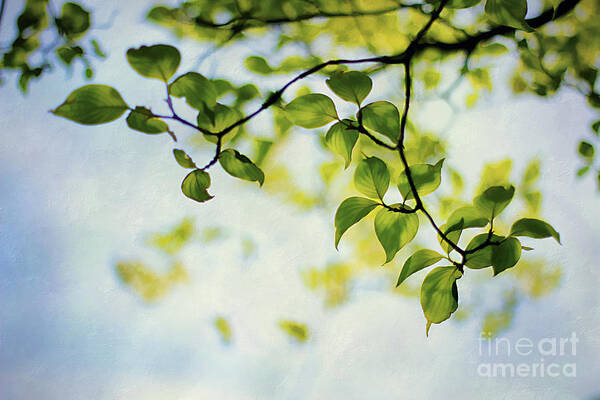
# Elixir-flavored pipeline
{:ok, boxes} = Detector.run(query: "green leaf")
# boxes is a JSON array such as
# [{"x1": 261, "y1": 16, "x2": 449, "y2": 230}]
[
  {"x1": 91, "y1": 39, "x2": 106, "y2": 58},
  {"x1": 334, "y1": 197, "x2": 380, "y2": 249},
  {"x1": 169, "y1": 72, "x2": 217, "y2": 110},
  {"x1": 578, "y1": 141, "x2": 595, "y2": 159},
  {"x1": 325, "y1": 120, "x2": 358, "y2": 168},
  {"x1": 398, "y1": 159, "x2": 444, "y2": 200},
  {"x1": 326, "y1": 71, "x2": 372, "y2": 105},
  {"x1": 474, "y1": 185, "x2": 515, "y2": 219},
  {"x1": 173, "y1": 149, "x2": 196, "y2": 169},
  {"x1": 197, "y1": 103, "x2": 242, "y2": 136},
  {"x1": 354, "y1": 156, "x2": 390, "y2": 200},
  {"x1": 509, "y1": 218, "x2": 561, "y2": 244},
  {"x1": 374, "y1": 206, "x2": 419, "y2": 263},
  {"x1": 56, "y1": 45, "x2": 84, "y2": 65},
  {"x1": 359, "y1": 101, "x2": 400, "y2": 142},
  {"x1": 492, "y1": 237, "x2": 521, "y2": 275},
  {"x1": 577, "y1": 166, "x2": 590, "y2": 177},
  {"x1": 465, "y1": 233, "x2": 500, "y2": 269},
  {"x1": 52, "y1": 84, "x2": 129, "y2": 125},
  {"x1": 439, "y1": 223, "x2": 463, "y2": 254},
  {"x1": 445, "y1": 206, "x2": 489, "y2": 234},
  {"x1": 245, "y1": 56, "x2": 273, "y2": 75},
  {"x1": 126, "y1": 106, "x2": 169, "y2": 134},
  {"x1": 397, "y1": 249, "x2": 445, "y2": 286},
  {"x1": 126, "y1": 44, "x2": 181, "y2": 82},
  {"x1": 57, "y1": 2, "x2": 90, "y2": 37},
  {"x1": 253, "y1": 139, "x2": 273, "y2": 166},
  {"x1": 484, "y1": 0, "x2": 533, "y2": 31},
  {"x1": 181, "y1": 169, "x2": 213, "y2": 203},
  {"x1": 285, "y1": 94, "x2": 338, "y2": 128},
  {"x1": 592, "y1": 120, "x2": 600, "y2": 135},
  {"x1": 218, "y1": 149, "x2": 265, "y2": 186},
  {"x1": 420, "y1": 266, "x2": 461, "y2": 325}
]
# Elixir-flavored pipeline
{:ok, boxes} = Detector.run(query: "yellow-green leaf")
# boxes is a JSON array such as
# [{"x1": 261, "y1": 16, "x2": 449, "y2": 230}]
[
  {"x1": 181, "y1": 169, "x2": 213, "y2": 203},
  {"x1": 52, "y1": 84, "x2": 129, "y2": 125},
  {"x1": 354, "y1": 156, "x2": 390, "y2": 200},
  {"x1": 397, "y1": 249, "x2": 445, "y2": 286},
  {"x1": 420, "y1": 266, "x2": 462, "y2": 325},
  {"x1": 334, "y1": 197, "x2": 379, "y2": 249},
  {"x1": 126, "y1": 44, "x2": 181, "y2": 81},
  {"x1": 285, "y1": 94, "x2": 338, "y2": 128},
  {"x1": 126, "y1": 106, "x2": 169, "y2": 134},
  {"x1": 374, "y1": 206, "x2": 419, "y2": 263}
]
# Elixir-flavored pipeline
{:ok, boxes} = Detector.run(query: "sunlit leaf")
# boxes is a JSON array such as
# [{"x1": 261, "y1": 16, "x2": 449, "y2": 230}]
[
  {"x1": 52, "y1": 85, "x2": 129, "y2": 125},
  {"x1": 360, "y1": 101, "x2": 400, "y2": 142},
  {"x1": 126, "y1": 106, "x2": 169, "y2": 134},
  {"x1": 126, "y1": 44, "x2": 181, "y2": 81},
  {"x1": 334, "y1": 197, "x2": 379, "y2": 249},
  {"x1": 169, "y1": 72, "x2": 217, "y2": 110},
  {"x1": 285, "y1": 94, "x2": 338, "y2": 128},
  {"x1": 492, "y1": 237, "x2": 521, "y2": 275},
  {"x1": 421, "y1": 266, "x2": 461, "y2": 326},
  {"x1": 397, "y1": 249, "x2": 445, "y2": 286},
  {"x1": 173, "y1": 149, "x2": 196, "y2": 169},
  {"x1": 509, "y1": 218, "x2": 561, "y2": 243},
  {"x1": 484, "y1": 0, "x2": 532, "y2": 31},
  {"x1": 465, "y1": 233, "x2": 500, "y2": 269},
  {"x1": 445, "y1": 206, "x2": 489, "y2": 234},
  {"x1": 354, "y1": 156, "x2": 390, "y2": 200},
  {"x1": 181, "y1": 169, "x2": 213, "y2": 202},
  {"x1": 474, "y1": 185, "x2": 515, "y2": 219},
  {"x1": 197, "y1": 103, "x2": 242, "y2": 137},
  {"x1": 218, "y1": 149, "x2": 264, "y2": 186},
  {"x1": 374, "y1": 206, "x2": 419, "y2": 263},
  {"x1": 326, "y1": 71, "x2": 372, "y2": 105},
  {"x1": 398, "y1": 159, "x2": 444, "y2": 200},
  {"x1": 325, "y1": 120, "x2": 358, "y2": 168}
]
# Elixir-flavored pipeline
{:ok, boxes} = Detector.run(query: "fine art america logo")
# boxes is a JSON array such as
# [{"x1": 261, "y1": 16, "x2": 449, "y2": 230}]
[{"x1": 477, "y1": 332, "x2": 578, "y2": 378}]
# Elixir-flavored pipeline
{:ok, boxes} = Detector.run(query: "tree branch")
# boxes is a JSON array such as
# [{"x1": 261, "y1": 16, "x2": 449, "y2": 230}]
[
  {"x1": 191, "y1": 3, "x2": 421, "y2": 30},
  {"x1": 218, "y1": 0, "x2": 581, "y2": 139}
]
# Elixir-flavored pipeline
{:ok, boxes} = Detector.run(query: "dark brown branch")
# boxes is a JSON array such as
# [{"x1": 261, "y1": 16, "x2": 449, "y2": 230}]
[
  {"x1": 219, "y1": 0, "x2": 581, "y2": 139},
  {"x1": 192, "y1": 3, "x2": 420, "y2": 30},
  {"x1": 200, "y1": 136, "x2": 222, "y2": 171}
]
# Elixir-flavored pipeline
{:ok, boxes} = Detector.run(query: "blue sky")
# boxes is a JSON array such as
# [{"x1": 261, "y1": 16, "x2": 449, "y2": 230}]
[{"x1": 1, "y1": 1, "x2": 599, "y2": 399}]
